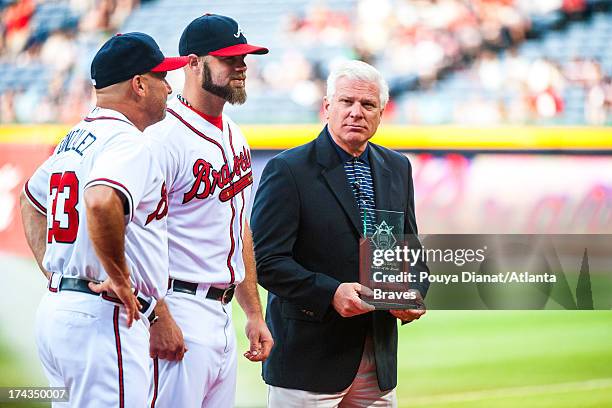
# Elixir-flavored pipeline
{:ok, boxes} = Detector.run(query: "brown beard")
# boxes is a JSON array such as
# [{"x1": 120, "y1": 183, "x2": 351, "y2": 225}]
[{"x1": 201, "y1": 61, "x2": 247, "y2": 105}]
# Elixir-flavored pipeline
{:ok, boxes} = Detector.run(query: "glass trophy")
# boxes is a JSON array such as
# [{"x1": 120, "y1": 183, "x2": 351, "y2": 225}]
[{"x1": 359, "y1": 209, "x2": 418, "y2": 309}]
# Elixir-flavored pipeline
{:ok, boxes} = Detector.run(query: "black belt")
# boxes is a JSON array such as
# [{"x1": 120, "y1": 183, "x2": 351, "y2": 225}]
[
  {"x1": 55, "y1": 277, "x2": 157, "y2": 324},
  {"x1": 171, "y1": 279, "x2": 235, "y2": 304}
]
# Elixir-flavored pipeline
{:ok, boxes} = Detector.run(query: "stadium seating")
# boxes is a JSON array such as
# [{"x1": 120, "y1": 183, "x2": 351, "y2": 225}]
[
  {"x1": 394, "y1": 8, "x2": 612, "y2": 125},
  {"x1": 0, "y1": 0, "x2": 610, "y2": 125}
]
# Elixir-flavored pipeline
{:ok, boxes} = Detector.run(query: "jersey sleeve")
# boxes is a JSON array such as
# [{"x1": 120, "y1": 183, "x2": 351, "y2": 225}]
[
  {"x1": 23, "y1": 156, "x2": 53, "y2": 215},
  {"x1": 84, "y1": 133, "x2": 153, "y2": 222}
]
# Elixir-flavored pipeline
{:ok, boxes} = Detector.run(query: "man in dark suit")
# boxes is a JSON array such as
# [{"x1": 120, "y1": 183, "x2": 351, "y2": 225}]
[{"x1": 251, "y1": 60, "x2": 429, "y2": 407}]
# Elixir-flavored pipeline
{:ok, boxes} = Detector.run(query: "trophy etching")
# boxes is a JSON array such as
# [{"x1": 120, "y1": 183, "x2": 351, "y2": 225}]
[{"x1": 359, "y1": 209, "x2": 419, "y2": 309}]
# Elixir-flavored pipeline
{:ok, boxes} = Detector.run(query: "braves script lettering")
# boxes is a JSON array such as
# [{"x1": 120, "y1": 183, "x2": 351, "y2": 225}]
[
  {"x1": 183, "y1": 147, "x2": 252, "y2": 204},
  {"x1": 146, "y1": 182, "x2": 169, "y2": 225}
]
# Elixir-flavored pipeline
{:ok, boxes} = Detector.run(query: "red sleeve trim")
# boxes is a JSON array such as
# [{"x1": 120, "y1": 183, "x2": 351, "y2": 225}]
[
  {"x1": 85, "y1": 178, "x2": 134, "y2": 222},
  {"x1": 24, "y1": 180, "x2": 46, "y2": 214}
]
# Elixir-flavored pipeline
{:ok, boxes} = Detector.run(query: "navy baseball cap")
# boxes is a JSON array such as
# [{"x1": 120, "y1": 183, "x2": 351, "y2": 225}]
[
  {"x1": 91, "y1": 32, "x2": 189, "y2": 89},
  {"x1": 179, "y1": 14, "x2": 269, "y2": 57}
]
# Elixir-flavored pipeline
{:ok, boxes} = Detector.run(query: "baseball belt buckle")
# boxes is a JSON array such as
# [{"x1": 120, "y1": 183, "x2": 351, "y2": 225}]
[{"x1": 221, "y1": 284, "x2": 236, "y2": 305}]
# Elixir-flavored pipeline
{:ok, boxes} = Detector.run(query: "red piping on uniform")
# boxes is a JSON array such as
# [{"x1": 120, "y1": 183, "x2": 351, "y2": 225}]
[
  {"x1": 102, "y1": 292, "x2": 122, "y2": 304},
  {"x1": 177, "y1": 97, "x2": 223, "y2": 130},
  {"x1": 167, "y1": 108, "x2": 226, "y2": 158},
  {"x1": 24, "y1": 180, "x2": 46, "y2": 213},
  {"x1": 239, "y1": 190, "x2": 245, "y2": 245},
  {"x1": 113, "y1": 306, "x2": 125, "y2": 408},
  {"x1": 227, "y1": 199, "x2": 236, "y2": 284},
  {"x1": 84, "y1": 116, "x2": 133, "y2": 127},
  {"x1": 150, "y1": 357, "x2": 159, "y2": 408},
  {"x1": 167, "y1": 107, "x2": 236, "y2": 283},
  {"x1": 226, "y1": 126, "x2": 239, "y2": 283},
  {"x1": 47, "y1": 277, "x2": 58, "y2": 293},
  {"x1": 85, "y1": 178, "x2": 134, "y2": 221}
]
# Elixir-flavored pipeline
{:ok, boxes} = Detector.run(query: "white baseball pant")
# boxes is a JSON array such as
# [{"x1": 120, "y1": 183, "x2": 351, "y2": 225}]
[
  {"x1": 36, "y1": 290, "x2": 151, "y2": 408},
  {"x1": 149, "y1": 288, "x2": 237, "y2": 408}
]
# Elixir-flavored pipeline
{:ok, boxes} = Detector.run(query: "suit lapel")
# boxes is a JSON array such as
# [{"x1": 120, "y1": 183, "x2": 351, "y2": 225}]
[
  {"x1": 316, "y1": 129, "x2": 362, "y2": 236},
  {"x1": 369, "y1": 145, "x2": 392, "y2": 211}
]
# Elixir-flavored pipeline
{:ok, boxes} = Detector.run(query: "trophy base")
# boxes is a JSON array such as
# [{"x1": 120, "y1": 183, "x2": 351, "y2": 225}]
[{"x1": 362, "y1": 297, "x2": 425, "y2": 310}]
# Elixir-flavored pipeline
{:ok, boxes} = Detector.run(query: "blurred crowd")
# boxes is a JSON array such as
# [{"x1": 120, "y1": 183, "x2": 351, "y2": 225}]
[
  {"x1": 0, "y1": 0, "x2": 611, "y2": 125},
  {"x1": 272, "y1": 0, "x2": 610, "y2": 124},
  {"x1": 443, "y1": 52, "x2": 612, "y2": 125},
  {"x1": 0, "y1": 0, "x2": 141, "y2": 123},
  {"x1": 396, "y1": 51, "x2": 612, "y2": 125}
]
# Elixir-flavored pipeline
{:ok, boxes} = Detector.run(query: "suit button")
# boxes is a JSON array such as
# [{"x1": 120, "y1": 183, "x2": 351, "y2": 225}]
[{"x1": 301, "y1": 309, "x2": 314, "y2": 316}]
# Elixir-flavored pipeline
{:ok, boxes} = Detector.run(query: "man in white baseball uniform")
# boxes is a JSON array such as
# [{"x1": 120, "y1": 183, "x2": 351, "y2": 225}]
[
  {"x1": 145, "y1": 14, "x2": 273, "y2": 408},
  {"x1": 20, "y1": 32, "x2": 187, "y2": 407}
]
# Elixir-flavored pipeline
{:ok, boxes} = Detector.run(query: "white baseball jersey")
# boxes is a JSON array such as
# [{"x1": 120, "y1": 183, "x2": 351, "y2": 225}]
[
  {"x1": 24, "y1": 107, "x2": 169, "y2": 299},
  {"x1": 145, "y1": 96, "x2": 252, "y2": 285}
]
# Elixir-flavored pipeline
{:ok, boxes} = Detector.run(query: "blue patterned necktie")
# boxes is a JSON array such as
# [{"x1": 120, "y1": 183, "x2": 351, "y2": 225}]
[{"x1": 344, "y1": 157, "x2": 376, "y2": 235}]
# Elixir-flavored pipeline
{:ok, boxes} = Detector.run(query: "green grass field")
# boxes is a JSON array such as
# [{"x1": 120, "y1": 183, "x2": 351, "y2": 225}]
[
  {"x1": 2, "y1": 256, "x2": 611, "y2": 407},
  {"x1": 233, "y1": 308, "x2": 612, "y2": 407}
]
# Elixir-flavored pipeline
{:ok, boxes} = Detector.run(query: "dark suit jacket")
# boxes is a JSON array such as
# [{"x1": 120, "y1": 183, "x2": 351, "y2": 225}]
[{"x1": 251, "y1": 127, "x2": 428, "y2": 393}]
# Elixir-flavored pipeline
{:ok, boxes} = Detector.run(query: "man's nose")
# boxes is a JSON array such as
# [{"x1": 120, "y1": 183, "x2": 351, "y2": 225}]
[
  {"x1": 349, "y1": 102, "x2": 363, "y2": 118},
  {"x1": 235, "y1": 57, "x2": 247, "y2": 72}
]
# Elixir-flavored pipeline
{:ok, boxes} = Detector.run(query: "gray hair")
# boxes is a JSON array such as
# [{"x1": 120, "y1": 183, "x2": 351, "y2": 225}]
[{"x1": 326, "y1": 60, "x2": 389, "y2": 108}]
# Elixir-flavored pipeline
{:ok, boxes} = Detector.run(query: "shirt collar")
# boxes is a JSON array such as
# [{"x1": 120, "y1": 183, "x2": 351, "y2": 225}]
[
  {"x1": 326, "y1": 125, "x2": 370, "y2": 164},
  {"x1": 176, "y1": 94, "x2": 223, "y2": 131},
  {"x1": 86, "y1": 107, "x2": 136, "y2": 127}
]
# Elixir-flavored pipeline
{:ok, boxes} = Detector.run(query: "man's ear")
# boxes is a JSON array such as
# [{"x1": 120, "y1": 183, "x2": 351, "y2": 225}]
[
  {"x1": 188, "y1": 54, "x2": 200, "y2": 67},
  {"x1": 182, "y1": 54, "x2": 202, "y2": 81},
  {"x1": 130, "y1": 75, "x2": 146, "y2": 97},
  {"x1": 322, "y1": 96, "x2": 330, "y2": 120}
]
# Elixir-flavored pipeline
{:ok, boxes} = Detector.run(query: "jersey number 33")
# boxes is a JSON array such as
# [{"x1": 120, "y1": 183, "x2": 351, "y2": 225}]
[{"x1": 48, "y1": 171, "x2": 79, "y2": 244}]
